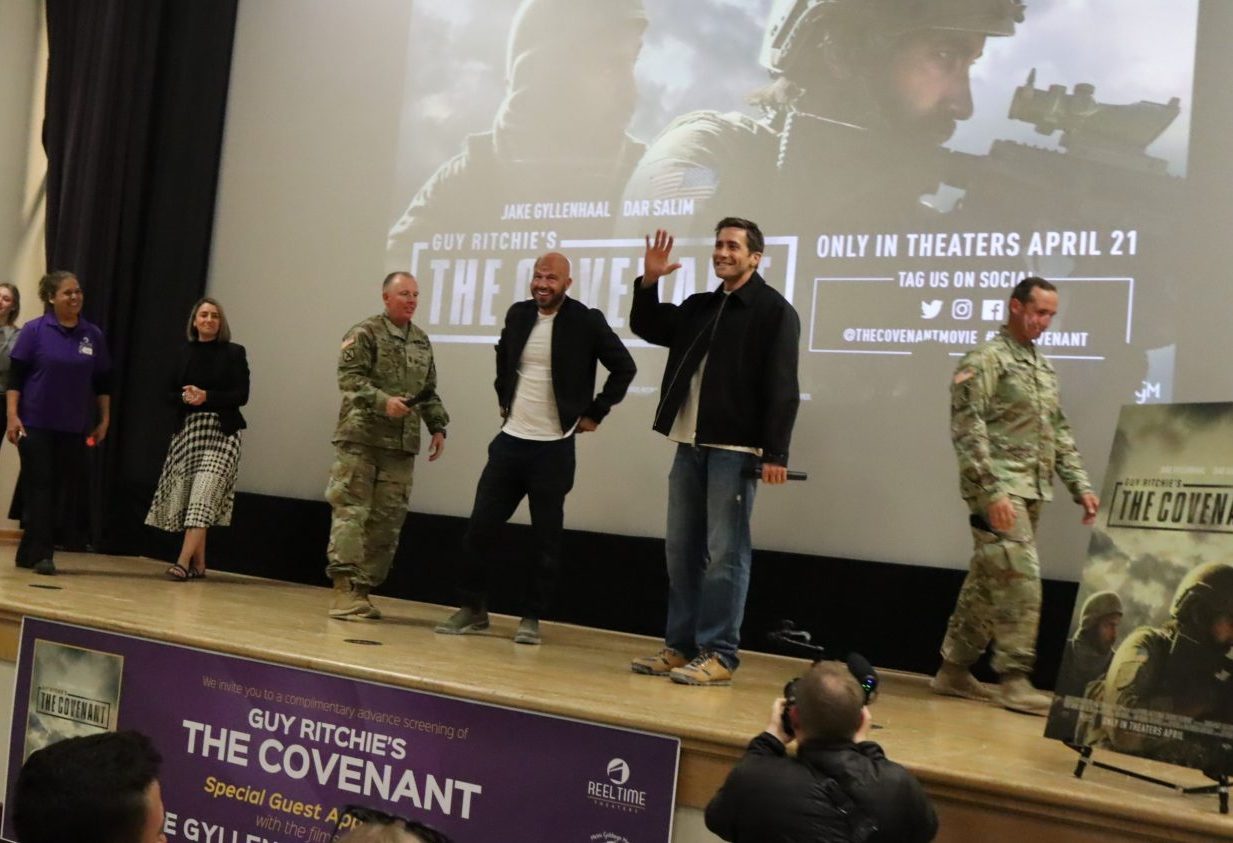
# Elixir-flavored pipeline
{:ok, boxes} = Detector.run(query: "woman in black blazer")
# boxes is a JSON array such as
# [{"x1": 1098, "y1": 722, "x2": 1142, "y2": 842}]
[{"x1": 146, "y1": 297, "x2": 249, "y2": 579}]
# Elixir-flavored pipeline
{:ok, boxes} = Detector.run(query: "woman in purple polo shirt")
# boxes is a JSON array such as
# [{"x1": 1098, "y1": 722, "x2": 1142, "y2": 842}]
[{"x1": 4, "y1": 271, "x2": 112, "y2": 575}]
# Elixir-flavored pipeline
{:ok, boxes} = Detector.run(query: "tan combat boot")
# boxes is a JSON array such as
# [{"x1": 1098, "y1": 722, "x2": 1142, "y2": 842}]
[
  {"x1": 999, "y1": 672, "x2": 1052, "y2": 715},
  {"x1": 930, "y1": 660, "x2": 994, "y2": 701},
  {"x1": 328, "y1": 576, "x2": 369, "y2": 619},
  {"x1": 352, "y1": 584, "x2": 381, "y2": 620}
]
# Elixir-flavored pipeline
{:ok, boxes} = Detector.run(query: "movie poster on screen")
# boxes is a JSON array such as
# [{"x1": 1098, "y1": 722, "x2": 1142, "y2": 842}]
[
  {"x1": 2, "y1": 619, "x2": 680, "y2": 843},
  {"x1": 387, "y1": 0, "x2": 1195, "y2": 395},
  {"x1": 1045, "y1": 403, "x2": 1233, "y2": 774},
  {"x1": 380, "y1": 1, "x2": 1203, "y2": 574}
]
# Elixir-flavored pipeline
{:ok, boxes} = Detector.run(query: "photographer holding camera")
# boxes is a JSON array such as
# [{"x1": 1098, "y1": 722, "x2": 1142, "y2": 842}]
[{"x1": 705, "y1": 661, "x2": 937, "y2": 842}]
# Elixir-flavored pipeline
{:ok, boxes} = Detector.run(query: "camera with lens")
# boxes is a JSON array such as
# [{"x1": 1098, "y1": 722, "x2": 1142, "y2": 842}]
[{"x1": 769, "y1": 620, "x2": 880, "y2": 739}]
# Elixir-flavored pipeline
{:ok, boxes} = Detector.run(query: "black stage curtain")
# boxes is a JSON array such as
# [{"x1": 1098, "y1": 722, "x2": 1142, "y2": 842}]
[{"x1": 42, "y1": 0, "x2": 238, "y2": 552}]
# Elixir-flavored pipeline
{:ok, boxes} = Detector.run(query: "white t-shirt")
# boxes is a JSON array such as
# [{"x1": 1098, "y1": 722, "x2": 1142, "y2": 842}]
[{"x1": 504, "y1": 311, "x2": 573, "y2": 440}]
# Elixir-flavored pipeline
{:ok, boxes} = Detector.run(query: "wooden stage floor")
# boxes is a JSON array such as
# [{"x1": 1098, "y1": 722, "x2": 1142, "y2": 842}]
[{"x1": 0, "y1": 546, "x2": 1229, "y2": 842}]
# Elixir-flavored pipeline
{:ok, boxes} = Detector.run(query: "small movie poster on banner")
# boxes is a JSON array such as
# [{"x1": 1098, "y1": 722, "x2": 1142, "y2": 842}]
[
  {"x1": 1045, "y1": 402, "x2": 1233, "y2": 775},
  {"x1": 22, "y1": 640, "x2": 123, "y2": 760}
]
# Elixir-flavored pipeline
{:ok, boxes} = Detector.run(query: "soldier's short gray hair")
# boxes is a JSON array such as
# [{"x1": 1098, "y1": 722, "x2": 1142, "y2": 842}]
[{"x1": 382, "y1": 272, "x2": 413, "y2": 290}]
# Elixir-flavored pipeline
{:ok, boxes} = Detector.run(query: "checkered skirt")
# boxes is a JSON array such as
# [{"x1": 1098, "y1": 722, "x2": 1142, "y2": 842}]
[{"x1": 145, "y1": 412, "x2": 241, "y2": 530}]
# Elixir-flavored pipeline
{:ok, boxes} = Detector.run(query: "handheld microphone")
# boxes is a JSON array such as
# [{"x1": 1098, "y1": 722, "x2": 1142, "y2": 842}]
[
  {"x1": 741, "y1": 467, "x2": 808, "y2": 481},
  {"x1": 401, "y1": 385, "x2": 435, "y2": 408}
]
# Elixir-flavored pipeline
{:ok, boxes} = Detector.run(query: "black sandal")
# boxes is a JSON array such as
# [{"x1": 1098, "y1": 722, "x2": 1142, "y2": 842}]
[
  {"x1": 187, "y1": 567, "x2": 207, "y2": 580},
  {"x1": 166, "y1": 563, "x2": 189, "y2": 581}
]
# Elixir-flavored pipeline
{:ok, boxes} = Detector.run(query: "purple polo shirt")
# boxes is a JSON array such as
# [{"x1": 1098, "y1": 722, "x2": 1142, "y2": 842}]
[{"x1": 10, "y1": 313, "x2": 112, "y2": 434}]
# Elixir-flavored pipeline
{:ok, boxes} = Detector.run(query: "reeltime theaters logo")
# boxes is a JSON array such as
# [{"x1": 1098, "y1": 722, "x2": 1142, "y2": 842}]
[{"x1": 586, "y1": 757, "x2": 647, "y2": 814}]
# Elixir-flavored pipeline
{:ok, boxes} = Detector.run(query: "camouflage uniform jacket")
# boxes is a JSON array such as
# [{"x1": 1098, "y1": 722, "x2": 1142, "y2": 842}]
[
  {"x1": 333, "y1": 314, "x2": 448, "y2": 454},
  {"x1": 621, "y1": 110, "x2": 945, "y2": 232},
  {"x1": 951, "y1": 326, "x2": 1091, "y2": 509}
]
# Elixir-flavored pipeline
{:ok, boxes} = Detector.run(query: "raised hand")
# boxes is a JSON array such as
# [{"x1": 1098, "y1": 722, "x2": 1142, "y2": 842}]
[{"x1": 642, "y1": 229, "x2": 682, "y2": 286}]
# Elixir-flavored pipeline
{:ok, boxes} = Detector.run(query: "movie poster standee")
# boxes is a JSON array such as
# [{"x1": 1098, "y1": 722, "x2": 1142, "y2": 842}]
[{"x1": 1044, "y1": 402, "x2": 1233, "y2": 816}]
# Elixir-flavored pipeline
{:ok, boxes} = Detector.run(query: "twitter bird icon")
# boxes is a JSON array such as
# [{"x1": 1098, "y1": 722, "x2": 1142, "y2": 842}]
[{"x1": 920, "y1": 300, "x2": 943, "y2": 319}]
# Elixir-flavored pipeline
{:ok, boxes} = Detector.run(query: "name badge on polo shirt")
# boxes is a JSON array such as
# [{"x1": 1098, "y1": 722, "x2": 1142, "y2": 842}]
[{"x1": 78, "y1": 336, "x2": 94, "y2": 356}]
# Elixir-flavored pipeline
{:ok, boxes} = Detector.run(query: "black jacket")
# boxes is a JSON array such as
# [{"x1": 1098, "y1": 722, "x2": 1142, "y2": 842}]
[
  {"x1": 166, "y1": 341, "x2": 250, "y2": 436},
  {"x1": 495, "y1": 297, "x2": 635, "y2": 431},
  {"x1": 630, "y1": 272, "x2": 799, "y2": 464},
  {"x1": 705, "y1": 733, "x2": 938, "y2": 843}
]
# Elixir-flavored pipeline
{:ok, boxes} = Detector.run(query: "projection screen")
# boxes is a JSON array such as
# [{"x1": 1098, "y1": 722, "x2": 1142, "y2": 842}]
[{"x1": 209, "y1": 0, "x2": 1228, "y2": 579}]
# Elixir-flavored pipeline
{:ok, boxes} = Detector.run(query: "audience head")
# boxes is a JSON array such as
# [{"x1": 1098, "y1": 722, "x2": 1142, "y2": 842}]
[
  {"x1": 792, "y1": 660, "x2": 868, "y2": 744},
  {"x1": 0, "y1": 281, "x2": 20, "y2": 326},
  {"x1": 12, "y1": 730, "x2": 165, "y2": 843},
  {"x1": 332, "y1": 805, "x2": 453, "y2": 843}
]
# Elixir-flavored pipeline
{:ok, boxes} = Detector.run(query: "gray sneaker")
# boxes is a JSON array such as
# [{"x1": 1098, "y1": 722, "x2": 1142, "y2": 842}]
[
  {"x1": 513, "y1": 617, "x2": 541, "y2": 645},
  {"x1": 434, "y1": 606, "x2": 489, "y2": 635},
  {"x1": 33, "y1": 559, "x2": 56, "y2": 576}
]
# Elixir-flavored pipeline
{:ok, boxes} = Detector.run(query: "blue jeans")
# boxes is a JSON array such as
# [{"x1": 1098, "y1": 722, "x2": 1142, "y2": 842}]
[{"x1": 664, "y1": 444, "x2": 758, "y2": 670}]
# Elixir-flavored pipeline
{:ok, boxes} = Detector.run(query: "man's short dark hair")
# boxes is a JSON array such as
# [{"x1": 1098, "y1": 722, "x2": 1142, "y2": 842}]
[
  {"x1": 794, "y1": 661, "x2": 865, "y2": 744},
  {"x1": 13, "y1": 730, "x2": 162, "y2": 843},
  {"x1": 714, "y1": 217, "x2": 764, "y2": 255},
  {"x1": 382, "y1": 271, "x2": 412, "y2": 290},
  {"x1": 1010, "y1": 275, "x2": 1056, "y2": 304}
]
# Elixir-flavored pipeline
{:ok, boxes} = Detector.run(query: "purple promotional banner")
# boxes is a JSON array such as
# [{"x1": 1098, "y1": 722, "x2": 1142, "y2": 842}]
[{"x1": 2, "y1": 619, "x2": 679, "y2": 843}]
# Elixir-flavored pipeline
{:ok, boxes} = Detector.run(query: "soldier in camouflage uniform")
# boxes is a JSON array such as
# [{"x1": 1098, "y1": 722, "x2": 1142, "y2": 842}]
[
  {"x1": 932, "y1": 276, "x2": 1099, "y2": 714},
  {"x1": 387, "y1": 0, "x2": 647, "y2": 260},
  {"x1": 1056, "y1": 591, "x2": 1123, "y2": 699},
  {"x1": 1082, "y1": 563, "x2": 1233, "y2": 774},
  {"x1": 325, "y1": 272, "x2": 449, "y2": 619},
  {"x1": 1045, "y1": 590, "x2": 1122, "y2": 741},
  {"x1": 621, "y1": 0, "x2": 1024, "y2": 235}
]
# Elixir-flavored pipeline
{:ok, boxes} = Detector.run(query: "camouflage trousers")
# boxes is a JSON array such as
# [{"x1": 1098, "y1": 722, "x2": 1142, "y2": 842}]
[
  {"x1": 941, "y1": 496, "x2": 1043, "y2": 675},
  {"x1": 324, "y1": 442, "x2": 414, "y2": 588}
]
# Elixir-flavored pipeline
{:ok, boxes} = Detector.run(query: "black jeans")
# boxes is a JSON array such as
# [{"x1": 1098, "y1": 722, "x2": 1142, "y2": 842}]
[
  {"x1": 460, "y1": 432, "x2": 576, "y2": 617},
  {"x1": 15, "y1": 427, "x2": 87, "y2": 566}
]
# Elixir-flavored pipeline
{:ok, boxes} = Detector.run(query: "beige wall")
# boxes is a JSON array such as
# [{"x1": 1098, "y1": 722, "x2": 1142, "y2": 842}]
[{"x1": 0, "y1": 0, "x2": 47, "y2": 530}]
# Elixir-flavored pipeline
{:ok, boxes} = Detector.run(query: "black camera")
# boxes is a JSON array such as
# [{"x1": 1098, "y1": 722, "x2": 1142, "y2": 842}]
[
  {"x1": 768, "y1": 620, "x2": 879, "y2": 739},
  {"x1": 781, "y1": 655, "x2": 879, "y2": 738}
]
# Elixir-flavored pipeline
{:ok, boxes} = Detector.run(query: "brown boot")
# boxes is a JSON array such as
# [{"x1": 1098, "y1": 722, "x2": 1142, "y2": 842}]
[
  {"x1": 999, "y1": 672, "x2": 1052, "y2": 715},
  {"x1": 329, "y1": 576, "x2": 369, "y2": 619},
  {"x1": 930, "y1": 660, "x2": 994, "y2": 701},
  {"x1": 353, "y1": 584, "x2": 381, "y2": 620}
]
